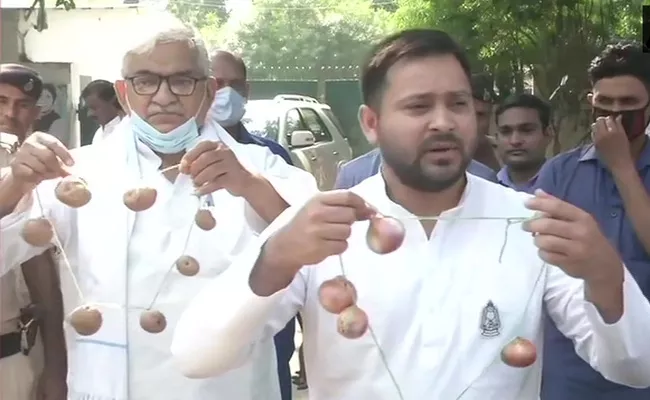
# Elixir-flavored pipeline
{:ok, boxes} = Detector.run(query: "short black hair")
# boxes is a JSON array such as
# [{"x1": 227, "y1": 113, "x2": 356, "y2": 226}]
[
  {"x1": 495, "y1": 93, "x2": 551, "y2": 130},
  {"x1": 361, "y1": 29, "x2": 471, "y2": 108},
  {"x1": 588, "y1": 41, "x2": 650, "y2": 87},
  {"x1": 81, "y1": 80, "x2": 121, "y2": 109},
  {"x1": 211, "y1": 50, "x2": 247, "y2": 80},
  {"x1": 42, "y1": 83, "x2": 57, "y2": 101}
]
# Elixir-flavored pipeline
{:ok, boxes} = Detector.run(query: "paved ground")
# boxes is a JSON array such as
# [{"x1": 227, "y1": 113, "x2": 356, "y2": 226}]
[{"x1": 290, "y1": 325, "x2": 309, "y2": 399}]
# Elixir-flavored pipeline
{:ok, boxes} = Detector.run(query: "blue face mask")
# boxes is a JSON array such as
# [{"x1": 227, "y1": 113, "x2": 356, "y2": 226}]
[
  {"x1": 209, "y1": 86, "x2": 246, "y2": 128},
  {"x1": 128, "y1": 93, "x2": 205, "y2": 154}
]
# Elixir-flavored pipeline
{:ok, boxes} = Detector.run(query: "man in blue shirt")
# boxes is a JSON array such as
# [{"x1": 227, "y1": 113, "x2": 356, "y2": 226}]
[
  {"x1": 494, "y1": 93, "x2": 551, "y2": 193},
  {"x1": 537, "y1": 41, "x2": 650, "y2": 400},
  {"x1": 210, "y1": 50, "x2": 296, "y2": 400}
]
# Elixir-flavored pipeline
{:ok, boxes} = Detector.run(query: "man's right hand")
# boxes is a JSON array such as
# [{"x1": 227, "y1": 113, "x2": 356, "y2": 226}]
[
  {"x1": 10, "y1": 131, "x2": 74, "y2": 187},
  {"x1": 249, "y1": 191, "x2": 375, "y2": 297},
  {"x1": 264, "y1": 191, "x2": 375, "y2": 270}
]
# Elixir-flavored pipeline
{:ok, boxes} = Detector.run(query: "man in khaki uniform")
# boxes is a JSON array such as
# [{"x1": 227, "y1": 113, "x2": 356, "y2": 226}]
[{"x1": 0, "y1": 64, "x2": 67, "y2": 400}]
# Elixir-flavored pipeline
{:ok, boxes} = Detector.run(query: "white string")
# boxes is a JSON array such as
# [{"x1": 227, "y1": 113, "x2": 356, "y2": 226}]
[
  {"x1": 29, "y1": 161, "x2": 192, "y2": 313},
  {"x1": 334, "y1": 213, "x2": 540, "y2": 400},
  {"x1": 147, "y1": 199, "x2": 200, "y2": 310},
  {"x1": 455, "y1": 264, "x2": 546, "y2": 399},
  {"x1": 32, "y1": 189, "x2": 85, "y2": 303}
]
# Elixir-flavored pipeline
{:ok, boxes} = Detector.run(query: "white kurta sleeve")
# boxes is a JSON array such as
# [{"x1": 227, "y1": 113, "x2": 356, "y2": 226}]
[
  {"x1": 243, "y1": 145, "x2": 319, "y2": 233},
  {"x1": 544, "y1": 264, "x2": 650, "y2": 388},
  {"x1": 171, "y1": 205, "x2": 308, "y2": 379},
  {"x1": 0, "y1": 179, "x2": 72, "y2": 277}
]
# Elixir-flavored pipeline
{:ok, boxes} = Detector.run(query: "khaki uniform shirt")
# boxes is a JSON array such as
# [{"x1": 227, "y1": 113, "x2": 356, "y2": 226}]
[{"x1": 0, "y1": 132, "x2": 30, "y2": 334}]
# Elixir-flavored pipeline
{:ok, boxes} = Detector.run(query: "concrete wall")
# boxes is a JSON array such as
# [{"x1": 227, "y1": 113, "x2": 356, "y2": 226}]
[
  {"x1": 0, "y1": 6, "x2": 182, "y2": 147},
  {"x1": 1, "y1": 9, "x2": 21, "y2": 61},
  {"x1": 22, "y1": 7, "x2": 184, "y2": 80}
]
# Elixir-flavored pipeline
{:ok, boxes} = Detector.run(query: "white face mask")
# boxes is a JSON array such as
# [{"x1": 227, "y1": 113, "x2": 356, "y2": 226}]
[{"x1": 208, "y1": 86, "x2": 246, "y2": 128}]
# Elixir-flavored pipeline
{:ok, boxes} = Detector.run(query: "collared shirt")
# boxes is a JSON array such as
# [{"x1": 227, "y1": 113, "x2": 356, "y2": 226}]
[
  {"x1": 497, "y1": 167, "x2": 540, "y2": 194},
  {"x1": 91, "y1": 115, "x2": 123, "y2": 145},
  {"x1": 333, "y1": 147, "x2": 498, "y2": 190},
  {"x1": 535, "y1": 139, "x2": 650, "y2": 400},
  {"x1": 172, "y1": 172, "x2": 650, "y2": 399}
]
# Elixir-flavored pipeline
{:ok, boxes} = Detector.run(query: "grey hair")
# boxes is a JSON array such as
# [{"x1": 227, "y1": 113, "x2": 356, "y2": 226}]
[{"x1": 121, "y1": 25, "x2": 211, "y2": 78}]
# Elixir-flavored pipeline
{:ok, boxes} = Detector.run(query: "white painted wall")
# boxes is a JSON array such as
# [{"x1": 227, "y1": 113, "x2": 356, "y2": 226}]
[{"x1": 23, "y1": 7, "x2": 184, "y2": 81}]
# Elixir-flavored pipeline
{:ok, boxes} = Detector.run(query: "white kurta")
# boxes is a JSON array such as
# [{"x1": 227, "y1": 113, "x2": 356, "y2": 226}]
[
  {"x1": 171, "y1": 173, "x2": 650, "y2": 400},
  {"x1": 91, "y1": 115, "x2": 123, "y2": 144},
  {"x1": 0, "y1": 119, "x2": 319, "y2": 400}
]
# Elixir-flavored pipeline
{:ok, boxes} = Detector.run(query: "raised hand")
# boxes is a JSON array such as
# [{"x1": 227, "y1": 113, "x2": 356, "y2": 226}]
[
  {"x1": 10, "y1": 131, "x2": 74, "y2": 187},
  {"x1": 522, "y1": 189, "x2": 622, "y2": 283},
  {"x1": 179, "y1": 141, "x2": 253, "y2": 197},
  {"x1": 265, "y1": 190, "x2": 375, "y2": 269},
  {"x1": 591, "y1": 115, "x2": 634, "y2": 171}
]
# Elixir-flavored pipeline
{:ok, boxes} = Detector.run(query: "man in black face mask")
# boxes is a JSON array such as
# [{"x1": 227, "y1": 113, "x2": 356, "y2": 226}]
[{"x1": 536, "y1": 41, "x2": 650, "y2": 400}]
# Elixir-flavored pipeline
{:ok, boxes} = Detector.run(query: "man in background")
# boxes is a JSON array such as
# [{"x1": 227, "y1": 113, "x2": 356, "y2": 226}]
[
  {"x1": 0, "y1": 63, "x2": 67, "y2": 400},
  {"x1": 494, "y1": 93, "x2": 551, "y2": 193},
  {"x1": 209, "y1": 49, "x2": 297, "y2": 400},
  {"x1": 82, "y1": 79, "x2": 125, "y2": 144},
  {"x1": 538, "y1": 41, "x2": 650, "y2": 400}
]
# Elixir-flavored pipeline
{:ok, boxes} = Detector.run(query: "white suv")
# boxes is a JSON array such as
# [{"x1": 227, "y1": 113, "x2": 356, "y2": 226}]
[{"x1": 242, "y1": 94, "x2": 353, "y2": 190}]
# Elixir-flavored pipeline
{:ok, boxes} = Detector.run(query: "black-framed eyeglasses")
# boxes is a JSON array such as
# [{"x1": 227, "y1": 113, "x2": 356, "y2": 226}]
[{"x1": 126, "y1": 74, "x2": 207, "y2": 96}]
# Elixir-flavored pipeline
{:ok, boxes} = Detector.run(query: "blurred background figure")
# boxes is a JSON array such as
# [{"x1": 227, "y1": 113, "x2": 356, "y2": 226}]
[{"x1": 81, "y1": 79, "x2": 125, "y2": 144}]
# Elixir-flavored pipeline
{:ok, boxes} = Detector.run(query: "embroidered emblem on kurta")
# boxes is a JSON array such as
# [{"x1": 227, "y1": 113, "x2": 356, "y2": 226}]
[{"x1": 480, "y1": 300, "x2": 501, "y2": 337}]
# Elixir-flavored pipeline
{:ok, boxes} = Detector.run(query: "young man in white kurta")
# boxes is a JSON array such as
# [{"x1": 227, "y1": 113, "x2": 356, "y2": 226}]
[
  {"x1": 0, "y1": 27, "x2": 318, "y2": 400},
  {"x1": 170, "y1": 29, "x2": 650, "y2": 399}
]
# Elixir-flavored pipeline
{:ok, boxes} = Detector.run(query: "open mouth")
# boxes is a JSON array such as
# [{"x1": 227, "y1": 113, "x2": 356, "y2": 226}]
[{"x1": 425, "y1": 143, "x2": 459, "y2": 154}]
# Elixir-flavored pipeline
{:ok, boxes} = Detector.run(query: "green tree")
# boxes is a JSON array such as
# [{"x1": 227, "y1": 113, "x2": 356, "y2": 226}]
[
  {"x1": 226, "y1": 0, "x2": 391, "y2": 80},
  {"x1": 392, "y1": 0, "x2": 644, "y2": 151},
  {"x1": 167, "y1": 0, "x2": 230, "y2": 46}
]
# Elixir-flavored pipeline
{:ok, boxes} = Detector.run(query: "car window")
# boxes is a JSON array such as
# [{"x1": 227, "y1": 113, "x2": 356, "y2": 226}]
[
  {"x1": 285, "y1": 109, "x2": 305, "y2": 137},
  {"x1": 241, "y1": 102, "x2": 280, "y2": 141},
  {"x1": 298, "y1": 108, "x2": 333, "y2": 142},
  {"x1": 321, "y1": 108, "x2": 347, "y2": 139}
]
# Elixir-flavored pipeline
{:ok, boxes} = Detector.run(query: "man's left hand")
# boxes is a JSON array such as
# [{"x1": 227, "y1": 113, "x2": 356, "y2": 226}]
[
  {"x1": 180, "y1": 141, "x2": 254, "y2": 197},
  {"x1": 522, "y1": 189, "x2": 623, "y2": 283},
  {"x1": 592, "y1": 115, "x2": 634, "y2": 171}
]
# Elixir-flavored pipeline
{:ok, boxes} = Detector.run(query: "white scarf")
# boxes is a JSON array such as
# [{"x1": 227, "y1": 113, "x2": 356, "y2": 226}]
[{"x1": 66, "y1": 119, "x2": 256, "y2": 400}]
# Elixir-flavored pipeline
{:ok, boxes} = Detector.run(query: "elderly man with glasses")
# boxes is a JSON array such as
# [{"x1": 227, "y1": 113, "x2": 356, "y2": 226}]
[{"x1": 0, "y1": 25, "x2": 317, "y2": 400}]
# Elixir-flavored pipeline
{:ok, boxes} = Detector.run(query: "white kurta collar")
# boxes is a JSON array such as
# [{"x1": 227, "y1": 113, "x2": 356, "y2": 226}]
[{"x1": 358, "y1": 171, "x2": 485, "y2": 221}]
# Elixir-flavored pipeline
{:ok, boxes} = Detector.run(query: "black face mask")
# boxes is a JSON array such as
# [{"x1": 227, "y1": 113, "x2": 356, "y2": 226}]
[{"x1": 592, "y1": 103, "x2": 650, "y2": 141}]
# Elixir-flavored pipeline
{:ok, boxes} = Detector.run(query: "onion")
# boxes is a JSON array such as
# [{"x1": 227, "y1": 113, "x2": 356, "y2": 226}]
[
  {"x1": 139, "y1": 309, "x2": 167, "y2": 334},
  {"x1": 175, "y1": 255, "x2": 200, "y2": 276},
  {"x1": 336, "y1": 305, "x2": 369, "y2": 339},
  {"x1": 195, "y1": 209, "x2": 217, "y2": 231},
  {"x1": 54, "y1": 176, "x2": 92, "y2": 208},
  {"x1": 318, "y1": 276, "x2": 357, "y2": 314},
  {"x1": 21, "y1": 218, "x2": 54, "y2": 247},
  {"x1": 366, "y1": 216, "x2": 406, "y2": 254},
  {"x1": 123, "y1": 187, "x2": 157, "y2": 212},
  {"x1": 501, "y1": 337, "x2": 537, "y2": 368},
  {"x1": 68, "y1": 305, "x2": 103, "y2": 336}
]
